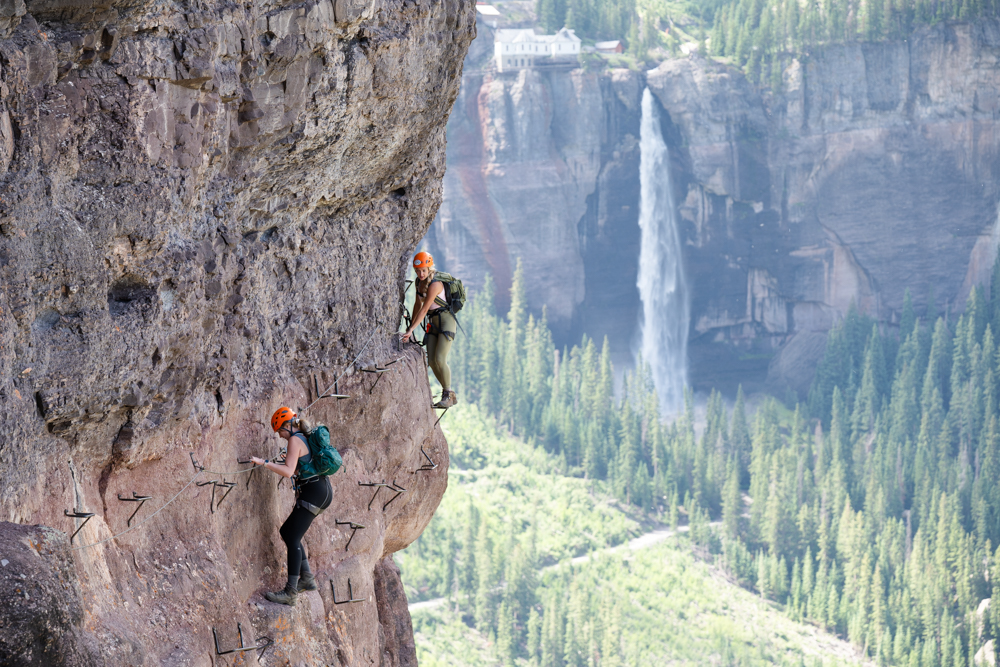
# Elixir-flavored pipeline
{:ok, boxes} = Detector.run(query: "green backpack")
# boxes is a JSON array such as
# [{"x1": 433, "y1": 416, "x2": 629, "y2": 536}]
[
  {"x1": 295, "y1": 425, "x2": 342, "y2": 479},
  {"x1": 434, "y1": 271, "x2": 467, "y2": 313}
]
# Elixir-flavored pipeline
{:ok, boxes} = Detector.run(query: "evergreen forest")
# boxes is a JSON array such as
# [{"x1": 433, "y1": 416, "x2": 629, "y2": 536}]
[
  {"x1": 402, "y1": 259, "x2": 1000, "y2": 666},
  {"x1": 534, "y1": 0, "x2": 1000, "y2": 85}
]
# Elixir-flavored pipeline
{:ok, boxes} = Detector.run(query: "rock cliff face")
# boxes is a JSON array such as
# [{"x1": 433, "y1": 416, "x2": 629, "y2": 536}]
[
  {"x1": 433, "y1": 20, "x2": 1000, "y2": 394},
  {"x1": 648, "y1": 20, "x2": 1000, "y2": 395},
  {"x1": 0, "y1": 0, "x2": 474, "y2": 661},
  {"x1": 426, "y1": 24, "x2": 644, "y2": 348}
]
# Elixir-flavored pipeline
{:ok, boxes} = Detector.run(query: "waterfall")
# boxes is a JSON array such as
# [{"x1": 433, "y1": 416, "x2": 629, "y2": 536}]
[{"x1": 636, "y1": 87, "x2": 689, "y2": 416}]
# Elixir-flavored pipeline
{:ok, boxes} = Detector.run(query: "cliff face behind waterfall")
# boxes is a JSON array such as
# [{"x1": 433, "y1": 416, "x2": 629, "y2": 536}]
[
  {"x1": 426, "y1": 23, "x2": 644, "y2": 345},
  {"x1": 432, "y1": 19, "x2": 1000, "y2": 394},
  {"x1": 0, "y1": 0, "x2": 474, "y2": 662}
]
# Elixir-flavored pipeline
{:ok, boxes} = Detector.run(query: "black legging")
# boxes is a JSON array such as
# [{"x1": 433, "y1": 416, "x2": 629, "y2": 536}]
[{"x1": 279, "y1": 476, "x2": 332, "y2": 578}]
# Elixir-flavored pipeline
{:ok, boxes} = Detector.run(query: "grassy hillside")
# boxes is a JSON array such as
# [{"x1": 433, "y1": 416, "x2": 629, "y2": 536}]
[
  {"x1": 398, "y1": 404, "x2": 869, "y2": 666},
  {"x1": 397, "y1": 403, "x2": 646, "y2": 602}
]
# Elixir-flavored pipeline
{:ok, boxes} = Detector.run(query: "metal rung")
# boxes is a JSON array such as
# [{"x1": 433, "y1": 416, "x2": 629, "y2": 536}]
[
  {"x1": 196, "y1": 481, "x2": 217, "y2": 513},
  {"x1": 215, "y1": 481, "x2": 236, "y2": 509},
  {"x1": 273, "y1": 452, "x2": 288, "y2": 489},
  {"x1": 190, "y1": 452, "x2": 204, "y2": 472},
  {"x1": 238, "y1": 458, "x2": 257, "y2": 490},
  {"x1": 432, "y1": 407, "x2": 449, "y2": 429},
  {"x1": 314, "y1": 374, "x2": 350, "y2": 401},
  {"x1": 358, "y1": 481, "x2": 392, "y2": 510},
  {"x1": 196, "y1": 480, "x2": 235, "y2": 513},
  {"x1": 116, "y1": 492, "x2": 152, "y2": 527},
  {"x1": 335, "y1": 520, "x2": 366, "y2": 551},
  {"x1": 382, "y1": 481, "x2": 406, "y2": 511},
  {"x1": 213, "y1": 623, "x2": 272, "y2": 657},
  {"x1": 416, "y1": 446, "x2": 438, "y2": 472},
  {"x1": 368, "y1": 370, "x2": 387, "y2": 395},
  {"x1": 331, "y1": 578, "x2": 365, "y2": 604},
  {"x1": 64, "y1": 509, "x2": 95, "y2": 544}
]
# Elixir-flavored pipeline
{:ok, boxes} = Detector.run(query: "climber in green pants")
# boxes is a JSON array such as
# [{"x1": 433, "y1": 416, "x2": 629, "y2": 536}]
[{"x1": 401, "y1": 251, "x2": 459, "y2": 409}]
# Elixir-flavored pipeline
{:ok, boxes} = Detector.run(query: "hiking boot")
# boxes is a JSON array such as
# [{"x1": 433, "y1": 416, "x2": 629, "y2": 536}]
[
  {"x1": 297, "y1": 572, "x2": 317, "y2": 592},
  {"x1": 264, "y1": 585, "x2": 298, "y2": 606},
  {"x1": 435, "y1": 390, "x2": 458, "y2": 409}
]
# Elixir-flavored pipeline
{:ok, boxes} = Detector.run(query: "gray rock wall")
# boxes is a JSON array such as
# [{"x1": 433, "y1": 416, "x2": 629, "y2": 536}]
[{"x1": 0, "y1": 0, "x2": 474, "y2": 660}]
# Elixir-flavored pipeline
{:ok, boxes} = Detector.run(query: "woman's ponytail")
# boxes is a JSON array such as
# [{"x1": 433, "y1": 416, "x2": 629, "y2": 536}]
[{"x1": 294, "y1": 416, "x2": 313, "y2": 435}]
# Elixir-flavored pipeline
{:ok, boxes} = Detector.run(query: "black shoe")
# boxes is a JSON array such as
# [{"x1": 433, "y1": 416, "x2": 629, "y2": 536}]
[
  {"x1": 264, "y1": 585, "x2": 298, "y2": 606},
  {"x1": 297, "y1": 572, "x2": 317, "y2": 592}
]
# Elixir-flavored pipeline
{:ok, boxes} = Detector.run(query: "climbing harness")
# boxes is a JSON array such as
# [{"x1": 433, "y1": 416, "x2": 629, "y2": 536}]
[{"x1": 295, "y1": 498, "x2": 326, "y2": 517}]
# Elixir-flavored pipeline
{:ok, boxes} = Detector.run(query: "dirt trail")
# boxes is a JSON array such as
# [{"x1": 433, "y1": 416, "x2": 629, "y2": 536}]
[{"x1": 408, "y1": 523, "x2": 713, "y2": 612}]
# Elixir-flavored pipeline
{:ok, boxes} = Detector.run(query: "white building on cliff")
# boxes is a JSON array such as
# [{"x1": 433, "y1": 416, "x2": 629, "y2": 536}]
[{"x1": 494, "y1": 27, "x2": 581, "y2": 72}]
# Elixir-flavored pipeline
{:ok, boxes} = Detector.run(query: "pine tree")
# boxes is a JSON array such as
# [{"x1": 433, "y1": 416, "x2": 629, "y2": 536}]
[
  {"x1": 497, "y1": 600, "x2": 516, "y2": 666},
  {"x1": 474, "y1": 519, "x2": 495, "y2": 631},
  {"x1": 527, "y1": 607, "x2": 542, "y2": 664},
  {"x1": 722, "y1": 459, "x2": 742, "y2": 539},
  {"x1": 461, "y1": 499, "x2": 479, "y2": 605},
  {"x1": 731, "y1": 385, "x2": 752, "y2": 484},
  {"x1": 711, "y1": 9, "x2": 727, "y2": 54}
]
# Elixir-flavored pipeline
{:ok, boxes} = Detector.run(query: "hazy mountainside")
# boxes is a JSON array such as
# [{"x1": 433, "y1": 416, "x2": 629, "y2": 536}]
[
  {"x1": 430, "y1": 18, "x2": 1000, "y2": 395},
  {"x1": 399, "y1": 403, "x2": 871, "y2": 667},
  {"x1": 0, "y1": 0, "x2": 473, "y2": 662}
]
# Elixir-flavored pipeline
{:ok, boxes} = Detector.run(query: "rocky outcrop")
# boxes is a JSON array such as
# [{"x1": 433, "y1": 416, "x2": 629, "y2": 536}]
[
  {"x1": 433, "y1": 19, "x2": 1000, "y2": 394},
  {"x1": 0, "y1": 0, "x2": 474, "y2": 661},
  {"x1": 648, "y1": 20, "x2": 1000, "y2": 394},
  {"x1": 0, "y1": 523, "x2": 96, "y2": 665}
]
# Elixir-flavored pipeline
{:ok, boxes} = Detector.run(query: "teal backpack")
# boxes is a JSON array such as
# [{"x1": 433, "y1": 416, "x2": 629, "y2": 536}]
[{"x1": 296, "y1": 425, "x2": 342, "y2": 479}]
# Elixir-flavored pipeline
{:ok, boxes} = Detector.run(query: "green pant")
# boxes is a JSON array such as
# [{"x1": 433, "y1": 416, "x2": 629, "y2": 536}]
[{"x1": 426, "y1": 310, "x2": 456, "y2": 390}]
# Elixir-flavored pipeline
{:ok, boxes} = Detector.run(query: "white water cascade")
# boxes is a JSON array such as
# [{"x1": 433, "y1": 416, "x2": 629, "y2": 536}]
[{"x1": 636, "y1": 87, "x2": 689, "y2": 415}]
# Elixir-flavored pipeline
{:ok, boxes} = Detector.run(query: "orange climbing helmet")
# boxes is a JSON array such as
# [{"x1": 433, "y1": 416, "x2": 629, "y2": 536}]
[
  {"x1": 413, "y1": 251, "x2": 434, "y2": 270},
  {"x1": 271, "y1": 407, "x2": 296, "y2": 432}
]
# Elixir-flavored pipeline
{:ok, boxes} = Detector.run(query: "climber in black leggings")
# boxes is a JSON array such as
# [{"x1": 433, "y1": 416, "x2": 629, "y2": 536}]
[{"x1": 251, "y1": 406, "x2": 333, "y2": 606}]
